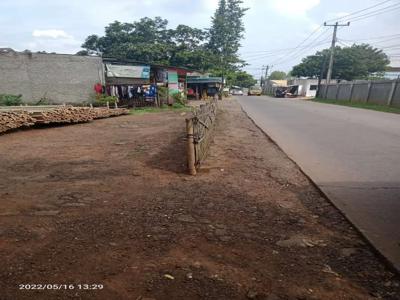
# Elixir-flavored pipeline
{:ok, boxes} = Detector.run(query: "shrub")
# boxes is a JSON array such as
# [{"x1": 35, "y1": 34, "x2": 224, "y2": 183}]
[
  {"x1": 0, "y1": 94, "x2": 23, "y2": 106},
  {"x1": 172, "y1": 92, "x2": 187, "y2": 105},
  {"x1": 172, "y1": 102, "x2": 185, "y2": 109},
  {"x1": 93, "y1": 94, "x2": 118, "y2": 107},
  {"x1": 158, "y1": 86, "x2": 169, "y2": 100}
]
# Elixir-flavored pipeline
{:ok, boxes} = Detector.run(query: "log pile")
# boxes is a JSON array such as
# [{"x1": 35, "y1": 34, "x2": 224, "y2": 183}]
[
  {"x1": 90, "y1": 107, "x2": 130, "y2": 119},
  {"x1": 0, "y1": 106, "x2": 129, "y2": 134},
  {"x1": 30, "y1": 107, "x2": 94, "y2": 124},
  {"x1": 0, "y1": 111, "x2": 36, "y2": 133}
]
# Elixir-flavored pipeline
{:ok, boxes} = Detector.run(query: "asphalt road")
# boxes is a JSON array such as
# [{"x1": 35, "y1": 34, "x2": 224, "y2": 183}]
[{"x1": 236, "y1": 95, "x2": 400, "y2": 271}]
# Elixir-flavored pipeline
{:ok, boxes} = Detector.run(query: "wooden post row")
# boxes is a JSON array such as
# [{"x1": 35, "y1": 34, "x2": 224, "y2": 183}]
[{"x1": 186, "y1": 118, "x2": 197, "y2": 175}]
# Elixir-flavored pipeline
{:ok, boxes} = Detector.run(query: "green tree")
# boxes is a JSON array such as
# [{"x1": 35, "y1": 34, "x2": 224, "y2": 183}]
[
  {"x1": 81, "y1": 17, "x2": 211, "y2": 70},
  {"x1": 291, "y1": 44, "x2": 389, "y2": 81},
  {"x1": 207, "y1": 0, "x2": 248, "y2": 77},
  {"x1": 268, "y1": 70, "x2": 287, "y2": 80},
  {"x1": 226, "y1": 70, "x2": 257, "y2": 88}
]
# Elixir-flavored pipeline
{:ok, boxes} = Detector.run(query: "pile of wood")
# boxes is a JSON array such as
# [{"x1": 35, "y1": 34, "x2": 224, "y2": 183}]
[
  {"x1": 90, "y1": 107, "x2": 130, "y2": 119},
  {"x1": 0, "y1": 106, "x2": 129, "y2": 134},
  {"x1": 0, "y1": 111, "x2": 36, "y2": 133},
  {"x1": 31, "y1": 107, "x2": 94, "y2": 124}
]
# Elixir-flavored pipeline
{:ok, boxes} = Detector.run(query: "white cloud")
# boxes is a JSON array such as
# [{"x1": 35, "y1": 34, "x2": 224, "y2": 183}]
[
  {"x1": 270, "y1": 0, "x2": 320, "y2": 16},
  {"x1": 32, "y1": 29, "x2": 72, "y2": 39}
]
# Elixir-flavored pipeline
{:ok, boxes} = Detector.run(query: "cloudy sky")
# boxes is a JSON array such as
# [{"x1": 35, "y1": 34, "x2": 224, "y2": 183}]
[{"x1": 1, "y1": 0, "x2": 399, "y2": 77}]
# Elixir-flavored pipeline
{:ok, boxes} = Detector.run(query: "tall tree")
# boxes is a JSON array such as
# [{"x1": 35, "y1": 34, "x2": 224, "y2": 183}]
[
  {"x1": 207, "y1": 0, "x2": 248, "y2": 77},
  {"x1": 268, "y1": 71, "x2": 287, "y2": 80},
  {"x1": 81, "y1": 17, "x2": 210, "y2": 70},
  {"x1": 291, "y1": 44, "x2": 390, "y2": 81},
  {"x1": 226, "y1": 70, "x2": 257, "y2": 88}
]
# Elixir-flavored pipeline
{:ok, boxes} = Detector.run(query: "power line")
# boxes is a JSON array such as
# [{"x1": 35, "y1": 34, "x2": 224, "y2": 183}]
[
  {"x1": 243, "y1": 39, "x2": 331, "y2": 62},
  {"x1": 272, "y1": 28, "x2": 331, "y2": 66},
  {"x1": 340, "y1": 33, "x2": 400, "y2": 42},
  {"x1": 325, "y1": 0, "x2": 393, "y2": 22},
  {"x1": 261, "y1": 25, "x2": 324, "y2": 65},
  {"x1": 344, "y1": 3, "x2": 400, "y2": 23}
]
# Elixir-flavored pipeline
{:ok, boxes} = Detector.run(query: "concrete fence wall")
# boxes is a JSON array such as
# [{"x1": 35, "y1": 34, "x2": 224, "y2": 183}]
[
  {"x1": 319, "y1": 79, "x2": 400, "y2": 108},
  {"x1": 0, "y1": 51, "x2": 104, "y2": 104}
]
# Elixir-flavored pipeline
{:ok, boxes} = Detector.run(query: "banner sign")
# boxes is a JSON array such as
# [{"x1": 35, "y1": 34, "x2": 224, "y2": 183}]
[{"x1": 106, "y1": 64, "x2": 150, "y2": 79}]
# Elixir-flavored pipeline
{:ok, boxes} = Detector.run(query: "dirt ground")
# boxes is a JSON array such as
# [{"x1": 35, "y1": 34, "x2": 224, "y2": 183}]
[{"x1": 0, "y1": 99, "x2": 399, "y2": 300}]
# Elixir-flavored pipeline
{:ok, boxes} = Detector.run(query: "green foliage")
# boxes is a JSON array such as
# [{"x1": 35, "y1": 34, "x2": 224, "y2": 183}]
[
  {"x1": 157, "y1": 86, "x2": 169, "y2": 100},
  {"x1": 129, "y1": 103, "x2": 189, "y2": 115},
  {"x1": 268, "y1": 71, "x2": 287, "y2": 80},
  {"x1": 172, "y1": 92, "x2": 187, "y2": 105},
  {"x1": 81, "y1": 17, "x2": 211, "y2": 71},
  {"x1": 75, "y1": 50, "x2": 89, "y2": 56},
  {"x1": 81, "y1": 2, "x2": 247, "y2": 74},
  {"x1": 226, "y1": 70, "x2": 256, "y2": 88},
  {"x1": 0, "y1": 94, "x2": 23, "y2": 106},
  {"x1": 93, "y1": 94, "x2": 118, "y2": 107},
  {"x1": 207, "y1": 0, "x2": 248, "y2": 76},
  {"x1": 172, "y1": 102, "x2": 185, "y2": 109},
  {"x1": 291, "y1": 44, "x2": 390, "y2": 81}
]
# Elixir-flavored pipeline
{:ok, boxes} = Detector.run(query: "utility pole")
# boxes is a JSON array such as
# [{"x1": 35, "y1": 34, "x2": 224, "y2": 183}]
[
  {"x1": 260, "y1": 66, "x2": 266, "y2": 87},
  {"x1": 262, "y1": 65, "x2": 271, "y2": 87},
  {"x1": 324, "y1": 21, "x2": 350, "y2": 84}
]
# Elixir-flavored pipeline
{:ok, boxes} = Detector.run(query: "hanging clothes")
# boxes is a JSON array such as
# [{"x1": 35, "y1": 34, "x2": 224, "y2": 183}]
[{"x1": 94, "y1": 83, "x2": 103, "y2": 94}]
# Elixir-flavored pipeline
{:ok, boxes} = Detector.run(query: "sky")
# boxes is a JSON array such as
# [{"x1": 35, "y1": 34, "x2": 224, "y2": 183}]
[{"x1": 1, "y1": 0, "x2": 399, "y2": 78}]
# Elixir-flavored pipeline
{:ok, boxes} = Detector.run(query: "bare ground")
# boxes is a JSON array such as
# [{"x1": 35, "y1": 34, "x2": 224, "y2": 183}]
[{"x1": 0, "y1": 99, "x2": 399, "y2": 300}]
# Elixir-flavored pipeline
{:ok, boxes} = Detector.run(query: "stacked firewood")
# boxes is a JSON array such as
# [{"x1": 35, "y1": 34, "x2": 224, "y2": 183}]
[
  {"x1": 0, "y1": 106, "x2": 129, "y2": 134},
  {"x1": 30, "y1": 107, "x2": 94, "y2": 124},
  {"x1": 0, "y1": 111, "x2": 36, "y2": 133},
  {"x1": 90, "y1": 107, "x2": 130, "y2": 119}
]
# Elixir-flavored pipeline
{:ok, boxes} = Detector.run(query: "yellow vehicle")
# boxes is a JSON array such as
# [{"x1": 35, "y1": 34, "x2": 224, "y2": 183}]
[{"x1": 248, "y1": 85, "x2": 262, "y2": 96}]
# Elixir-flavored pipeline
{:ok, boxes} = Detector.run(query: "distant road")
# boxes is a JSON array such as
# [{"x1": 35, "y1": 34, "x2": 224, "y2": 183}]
[{"x1": 236, "y1": 95, "x2": 400, "y2": 271}]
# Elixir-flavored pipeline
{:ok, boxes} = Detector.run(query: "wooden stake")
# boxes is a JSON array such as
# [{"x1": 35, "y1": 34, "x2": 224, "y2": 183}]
[{"x1": 186, "y1": 118, "x2": 196, "y2": 175}]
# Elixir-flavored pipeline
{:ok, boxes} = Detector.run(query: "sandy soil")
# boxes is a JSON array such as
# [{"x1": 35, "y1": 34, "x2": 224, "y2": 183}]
[{"x1": 0, "y1": 99, "x2": 399, "y2": 300}]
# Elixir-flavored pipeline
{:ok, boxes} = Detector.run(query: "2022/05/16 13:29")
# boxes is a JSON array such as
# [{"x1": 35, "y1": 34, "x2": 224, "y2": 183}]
[{"x1": 18, "y1": 283, "x2": 104, "y2": 290}]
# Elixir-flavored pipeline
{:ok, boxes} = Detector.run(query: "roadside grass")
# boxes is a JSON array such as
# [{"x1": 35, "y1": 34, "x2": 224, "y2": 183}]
[
  {"x1": 129, "y1": 103, "x2": 191, "y2": 115},
  {"x1": 312, "y1": 98, "x2": 400, "y2": 114}
]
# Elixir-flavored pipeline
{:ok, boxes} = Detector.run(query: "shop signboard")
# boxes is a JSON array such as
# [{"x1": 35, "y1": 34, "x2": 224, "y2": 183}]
[{"x1": 106, "y1": 64, "x2": 150, "y2": 79}]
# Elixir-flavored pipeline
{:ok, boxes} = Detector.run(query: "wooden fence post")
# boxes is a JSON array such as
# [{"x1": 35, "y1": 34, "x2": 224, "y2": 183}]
[
  {"x1": 366, "y1": 82, "x2": 372, "y2": 103},
  {"x1": 349, "y1": 83, "x2": 355, "y2": 103},
  {"x1": 186, "y1": 118, "x2": 197, "y2": 175},
  {"x1": 335, "y1": 83, "x2": 340, "y2": 100},
  {"x1": 387, "y1": 80, "x2": 397, "y2": 106}
]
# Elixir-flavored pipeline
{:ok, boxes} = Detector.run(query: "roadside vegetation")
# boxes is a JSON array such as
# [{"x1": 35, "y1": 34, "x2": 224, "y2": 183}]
[
  {"x1": 313, "y1": 98, "x2": 400, "y2": 114},
  {"x1": 79, "y1": 0, "x2": 252, "y2": 88},
  {"x1": 0, "y1": 94, "x2": 23, "y2": 106},
  {"x1": 129, "y1": 103, "x2": 191, "y2": 115}
]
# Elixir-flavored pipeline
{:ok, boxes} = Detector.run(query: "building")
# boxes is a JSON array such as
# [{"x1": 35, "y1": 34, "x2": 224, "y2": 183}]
[
  {"x1": 0, "y1": 48, "x2": 104, "y2": 104},
  {"x1": 186, "y1": 75, "x2": 223, "y2": 100},
  {"x1": 286, "y1": 79, "x2": 319, "y2": 97},
  {"x1": 263, "y1": 80, "x2": 288, "y2": 95},
  {"x1": 0, "y1": 49, "x2": 197, "y2": 107}
]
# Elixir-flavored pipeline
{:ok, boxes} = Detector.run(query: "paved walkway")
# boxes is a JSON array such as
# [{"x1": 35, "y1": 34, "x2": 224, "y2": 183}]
[{"x1": 236, "y1": 96, "x2": 400, "y2": 271}]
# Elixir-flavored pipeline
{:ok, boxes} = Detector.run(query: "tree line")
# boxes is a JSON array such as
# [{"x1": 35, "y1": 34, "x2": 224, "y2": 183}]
[
  {"x1": 79, "y1": 0, "x2": 391, "y2": 87},
  {"x1": 79, "y1": 0, "x2": 256, "y2": 88}
]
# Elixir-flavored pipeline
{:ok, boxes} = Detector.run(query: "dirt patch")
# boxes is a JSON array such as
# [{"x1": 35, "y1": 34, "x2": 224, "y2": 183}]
[{"x1": 0, "y1": 100, "x2": 398, "y2": 300}]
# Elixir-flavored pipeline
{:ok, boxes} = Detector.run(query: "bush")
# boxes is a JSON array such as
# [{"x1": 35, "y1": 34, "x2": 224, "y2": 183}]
[
  {"x1": 172, "y1": 92, "x2": 187, "y2": 105},
  {"x1": 172, "y1": 102, "x2": 185, "y2": 109},
  {"x1": 158, "y1": 86, "x2": 168, "y2": 100},
  {"x1": 93, "y1": 94, "x2": 118, "y2": 107},
  {"x1": 0, "y1": 94, "x2": 23, "y2": 106}
]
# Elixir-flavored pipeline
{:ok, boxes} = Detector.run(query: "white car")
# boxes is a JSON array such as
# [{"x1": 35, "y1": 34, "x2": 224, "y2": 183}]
[{"x1": 230, "y1": 89, "x2": 244, "y2": 96}]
